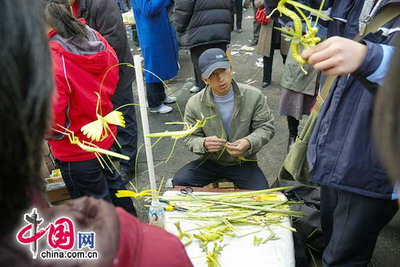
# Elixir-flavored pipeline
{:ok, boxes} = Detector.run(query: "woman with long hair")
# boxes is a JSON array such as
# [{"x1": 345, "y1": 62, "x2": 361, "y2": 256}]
[
  {"x1": 44, "y1": 0, "x2": 135, "y2": 215},
  {"x1": 0, "y1": 1, "x2": 192, "y2": 266}
]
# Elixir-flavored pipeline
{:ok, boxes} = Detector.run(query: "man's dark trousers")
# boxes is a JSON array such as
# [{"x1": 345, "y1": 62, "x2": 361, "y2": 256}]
[
  {"x1": 112, "y1": 85, "x2": 138, "y2": 173},
  {"x1": 234, "y1": 0, "x2": 243, "y2": 30},
  {"x1": 251, "y1": 0, "x2": 260, "y2": 41},
  {"x1": 145, "y1": 82, "x2": 166, "y2": 108},
  {"x1": 320, "y1": 185, "x2": 398, "y2": 267},
  {"x1": 173, "y1": 159, "x2": 269, "y2": 190}
]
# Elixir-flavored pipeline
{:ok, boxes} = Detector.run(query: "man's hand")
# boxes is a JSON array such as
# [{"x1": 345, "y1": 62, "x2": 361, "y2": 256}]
[
  {"x1": 226, "y1": 139, "x2": 251, "y2": 157},
  {"x1": 301, "y1": 36, "x2": 368, "y2": 76},
  {"x1": 204, "y1": 136, "x2": 226, "y2": 152}
]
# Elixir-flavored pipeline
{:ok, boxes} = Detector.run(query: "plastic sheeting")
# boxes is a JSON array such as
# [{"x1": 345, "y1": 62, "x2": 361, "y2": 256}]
[{"x1": 164, "y1": 191, "x2": 295, "y2": 267}]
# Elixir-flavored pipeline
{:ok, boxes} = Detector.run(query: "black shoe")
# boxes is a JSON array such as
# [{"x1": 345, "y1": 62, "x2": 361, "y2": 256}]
[
  {"x1": 250, "y1": 39, "x2": 258, "y2": 46},
  {"x1": 287, "y1": 136, "x2": 296, "y2": 153},
  {"x1": 262, "y1": 81, "x2": 270, "y2": 88}
]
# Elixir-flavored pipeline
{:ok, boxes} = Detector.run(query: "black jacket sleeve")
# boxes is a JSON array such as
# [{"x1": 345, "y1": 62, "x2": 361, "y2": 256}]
[
  {"x1": 174, "y1": 0, "x2": 195, "y2": 34},
  {"x1": 92, "y1": 0, "x2": 126, "y2": 55},
  {"x1": 88, "y1": 0, "x2": 135, "y2": 89}
]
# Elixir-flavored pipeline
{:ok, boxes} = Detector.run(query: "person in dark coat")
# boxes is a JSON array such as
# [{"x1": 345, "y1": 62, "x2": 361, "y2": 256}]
[
  {"x1": 174, "y1": 0, "x2": 233, "y2": 93},
  {"x1": 131, "y1": 0, "x2": 179, "y2": 114},
  {"x1": 114, "y1": 0, "x2": 130, "y2": 12},
  {"x1": 69, "y1": 0, "x2": 138, "y2": 184},
  {"x1": 266, "y1": 0, "x2": 400, "y2": 265}
]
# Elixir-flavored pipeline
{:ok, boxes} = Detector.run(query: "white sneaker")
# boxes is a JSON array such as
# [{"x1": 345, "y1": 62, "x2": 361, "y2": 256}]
[
  {"x1": 163, "y1": 95, "x2": 176, "y2": 104},
  {"x1": 190, "y1": 85, "x2": 200, "y2": 93},
  {"x1": 149, "y1": 104, "x2": 173, "y2": 114}
]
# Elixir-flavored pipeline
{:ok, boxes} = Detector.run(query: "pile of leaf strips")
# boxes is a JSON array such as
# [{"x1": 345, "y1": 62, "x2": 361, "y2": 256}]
[{"x1": 164, "y1": 187, "x2": 305, "y2": 266}]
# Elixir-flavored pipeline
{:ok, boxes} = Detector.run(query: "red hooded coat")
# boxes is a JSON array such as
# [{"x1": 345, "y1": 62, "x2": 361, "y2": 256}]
[{"x1": 48, "y1": 23, "x2": 119, "y2": 162}]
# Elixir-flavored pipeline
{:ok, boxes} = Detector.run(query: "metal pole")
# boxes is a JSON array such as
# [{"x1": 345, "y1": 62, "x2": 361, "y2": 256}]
[{"x1": 133, "y1": 55, "x2": 158, "y2": 196}]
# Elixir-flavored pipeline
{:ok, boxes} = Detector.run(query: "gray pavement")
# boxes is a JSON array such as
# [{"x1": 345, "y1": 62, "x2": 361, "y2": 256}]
[{"x1": 129, "y1": 8, "x2": 399, "y2": 266}]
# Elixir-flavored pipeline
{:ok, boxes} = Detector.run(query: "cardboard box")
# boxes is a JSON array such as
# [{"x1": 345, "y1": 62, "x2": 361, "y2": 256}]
[{"x1": 46, "y1": 182, "x2": 71, "y2": 204}]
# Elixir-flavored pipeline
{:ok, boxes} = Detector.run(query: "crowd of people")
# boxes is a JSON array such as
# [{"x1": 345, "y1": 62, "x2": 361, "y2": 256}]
[{"x1": 0, "y1": 0, "x2": 399, "y2": 266}]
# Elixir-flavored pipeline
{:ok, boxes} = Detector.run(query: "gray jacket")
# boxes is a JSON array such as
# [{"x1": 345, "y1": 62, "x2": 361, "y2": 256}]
[{"x1": 184, "y1": 80, "x2": 275, "y2": 166}]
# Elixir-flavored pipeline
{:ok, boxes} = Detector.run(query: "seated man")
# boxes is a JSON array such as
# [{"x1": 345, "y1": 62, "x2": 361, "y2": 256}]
[{"x1": 173, "y1": 48, "x2": 275, "y2": 190}]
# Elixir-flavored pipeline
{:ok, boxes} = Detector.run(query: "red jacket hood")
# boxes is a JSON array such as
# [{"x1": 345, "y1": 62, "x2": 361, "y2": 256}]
[
  {"x1": 50, "y1": 43, "x2": 114, "y2": 74},
  {"x1": 48, "y1": 20, "x2": 117, "y2": 74},
  {"x1": 48, "y1": 23, "x2": 119, "y2": 162}
]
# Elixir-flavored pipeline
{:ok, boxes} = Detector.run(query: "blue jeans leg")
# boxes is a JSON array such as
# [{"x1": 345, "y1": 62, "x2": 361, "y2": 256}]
[
  {"x1": 146, "y1": 82, "x2": 166, "y2": 109},
  {"x1": 57, "y1": 158, "x2": 111, "y2": 202},
  {"x1": 111, "y1": 85, "x2": 138, "y2": 171}
]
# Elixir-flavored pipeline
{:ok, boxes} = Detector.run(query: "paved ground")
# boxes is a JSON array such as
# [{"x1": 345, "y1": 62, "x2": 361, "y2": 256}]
[{"x1": 128, "y1": 8, "x2": 399, "y2": 266}]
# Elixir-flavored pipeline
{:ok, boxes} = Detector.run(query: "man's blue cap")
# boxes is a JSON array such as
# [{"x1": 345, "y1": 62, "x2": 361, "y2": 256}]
[{"x1": 199, "y1": 48, "x2": 231, "y2": 78}]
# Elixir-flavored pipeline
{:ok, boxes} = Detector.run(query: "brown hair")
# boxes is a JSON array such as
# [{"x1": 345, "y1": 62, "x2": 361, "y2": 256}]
[
  {"x1": 43, "y1": 0, "x2": 87, "y2": 40},
  {"x1": 0, "y1": 0, "x2": 53, "y2": 234},
  {"x1": 373, "y1": 40, "x2": 400, "y2": 182}
]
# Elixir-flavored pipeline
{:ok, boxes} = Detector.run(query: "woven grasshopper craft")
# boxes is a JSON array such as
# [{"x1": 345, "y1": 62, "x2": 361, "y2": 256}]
[{"x1": 268, "y1": 0, "x2": 332, "y2": 74}]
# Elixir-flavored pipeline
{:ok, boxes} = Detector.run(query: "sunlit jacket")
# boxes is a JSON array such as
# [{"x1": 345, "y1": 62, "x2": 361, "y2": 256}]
[{"x1": 184, "y1": 80, "x2": 275, "y2": 166}]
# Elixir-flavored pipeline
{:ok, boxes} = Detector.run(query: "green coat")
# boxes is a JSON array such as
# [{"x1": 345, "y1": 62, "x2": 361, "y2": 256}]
[{"x1": 184, "y1": 80, "x2": 275, "y2": 166}]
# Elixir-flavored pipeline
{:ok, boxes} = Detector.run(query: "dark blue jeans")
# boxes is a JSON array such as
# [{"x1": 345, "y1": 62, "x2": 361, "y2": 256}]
[
  {"x1": 146, "y1": 82, "x2": 166, "y2": 109},
  {"x1": 234, "y1": 0, "x2": 243, "y2": 30},
  {"x1": 320, "y1": 186, "x2": 398, "y2": 266},
  {"x1": 173, "y1": 159, "x2": 269, "y2": 190},
  {"x1": 57, "y1": 158, "x2": 137, "y2": 216},
  {"x1": 112, "y1": 85, "x2": 138, "y2": 171}
]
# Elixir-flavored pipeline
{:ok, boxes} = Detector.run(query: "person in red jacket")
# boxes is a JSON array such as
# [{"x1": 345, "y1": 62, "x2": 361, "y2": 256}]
[
  {"x1": 0, "y1": 2, "x2": 192, "y2": 266},
  {"x1": 69, "y1": 0, "x2": 139, "y2": 184},
  {"x1": 45, "y1": 0, "x2": 136, "y2": 216}
]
